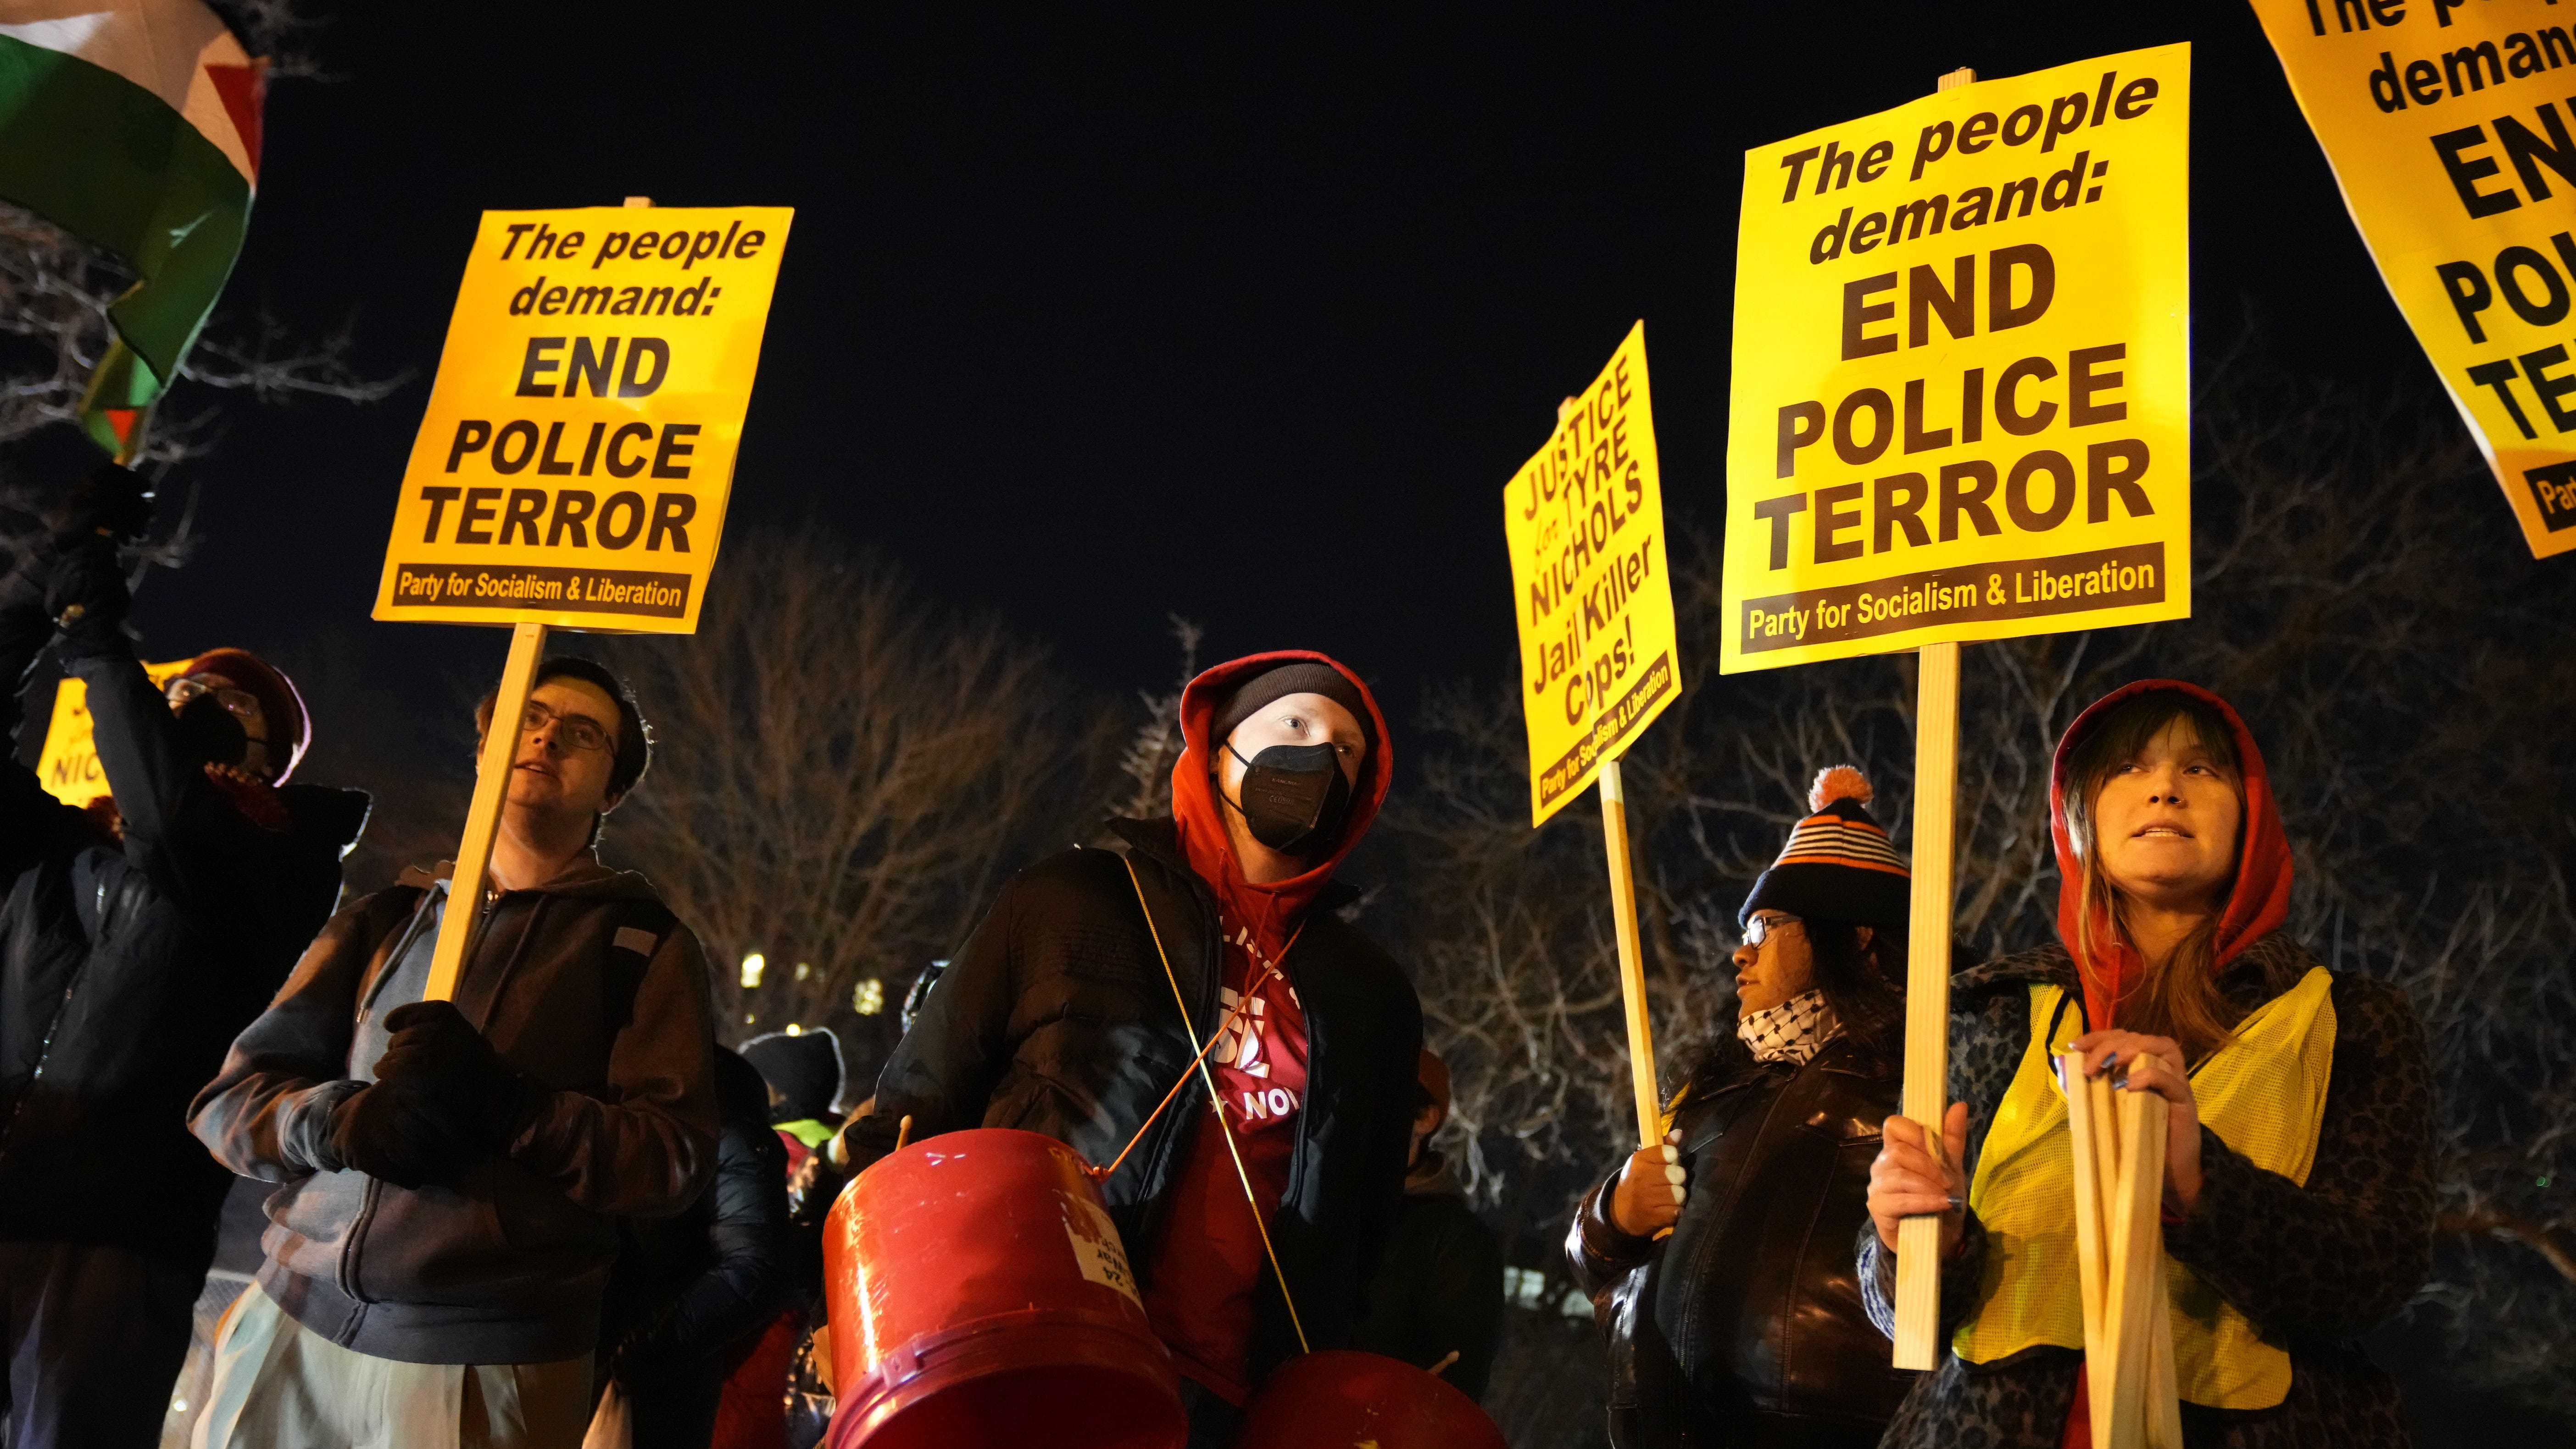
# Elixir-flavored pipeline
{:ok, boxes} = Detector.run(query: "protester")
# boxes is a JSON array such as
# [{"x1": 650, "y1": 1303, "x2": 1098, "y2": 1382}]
[
  {"x1": 1567, "y1": 766, "x2": 1918, "y2": 1447},
  {"x1": 595, "y1": 1047, "x2": 793, "y2": 1449},
  {"x1": 1860, "y1": 681, "x2": 2433, "y2": 1447},
  {"x1": 1352, "y1": 1048, "x2": 1504, "y2": 1401},
  {"x1": 0, "y1": 465, "x2": 367, "y2": 1449},
  {"x1": 743, "y1": 1027, "x2": 843, "y2": 1176},
  {"x1": 832, "y1": 652, "x2": 1422, "y2": 1446},
  {"x1": 187, "y1": 657, "x2": 718, "y2": 1449}
]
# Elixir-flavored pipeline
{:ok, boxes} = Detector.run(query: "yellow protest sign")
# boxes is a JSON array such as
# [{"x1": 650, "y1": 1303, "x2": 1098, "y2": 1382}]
[
  {"x1": 1504, "y1": 321, "x2": 1679, "y2": 825},
  {"x1": 1722, "y1": 45, "x2": 2193, "y2": 673},
  {"x1": 36, "y1": 660, "x2": 194, "y2": 806},
  {"x1": 373, "y1": 206, "x2": 794, "y2": 630},
  {"x1": 2250, "y1": 3, "x2": 2576, "y2": 558}
]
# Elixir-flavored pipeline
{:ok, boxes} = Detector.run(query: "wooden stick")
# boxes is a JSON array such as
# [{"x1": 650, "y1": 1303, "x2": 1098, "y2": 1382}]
[
  {"x1": 2146, "y1": 1264, "x2": 2185, "y2": 1449},
  {"x1": 1598, "y1": 758, "x2": 1660, "y2": 1148},
  {"x1": 2102, "y1": 1053, "x2": 2171, "y2": 1449},
  {"x1": 2087, "y1": 1064, "x2": 2123, "y2": 1444},
  {"x1": 2061, "y1": 1052, "x2": 2111, "y2": 1441},
  {"x1": 422, "y1": 619, "x2": 547, "y2": 1002},
  {"x1": 1892, "y1": 636, "x2": 1961, "y2": 1368}
]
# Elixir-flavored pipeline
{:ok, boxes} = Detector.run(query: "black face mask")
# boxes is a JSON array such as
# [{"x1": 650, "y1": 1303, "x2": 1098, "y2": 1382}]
[
  {"x1": 1224, "y1": 741, "x2": 1354, "y2": 856},
  {"x1": 173, "y1": 693, "x2": 253, "y2": 769}
]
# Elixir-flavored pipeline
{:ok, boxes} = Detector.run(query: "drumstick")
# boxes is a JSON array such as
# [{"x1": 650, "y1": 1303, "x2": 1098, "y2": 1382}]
[
  {"x1": 1427, "y1": 1350, "x2": 1460, "y2": 1377},
  {"x1": 895, "y1": 1114, "x2": 915, "y2": 1152}
]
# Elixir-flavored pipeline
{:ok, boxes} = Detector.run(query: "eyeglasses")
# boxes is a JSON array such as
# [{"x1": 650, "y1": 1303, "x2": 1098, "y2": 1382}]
[
  {"x1": 521, "y1": 700, "x2": 612, "y2": 755},
  {"x1": 1743, "y1": 913, "x2": 1802, "y2": 948},
  {"x1": 166, "y1": 676, "x2": 262, "y2": 719}
]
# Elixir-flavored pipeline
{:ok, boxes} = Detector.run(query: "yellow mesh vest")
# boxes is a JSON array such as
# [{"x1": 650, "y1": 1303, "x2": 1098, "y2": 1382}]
[{"x1": 1952, "y1": 965, "x2": 2337, "y2": 1410}]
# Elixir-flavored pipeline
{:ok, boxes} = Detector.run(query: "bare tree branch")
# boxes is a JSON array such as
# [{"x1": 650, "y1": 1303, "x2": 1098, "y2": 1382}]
[{"x1": 597, "y1": 531, "x2": 1123, "y2": 1069}]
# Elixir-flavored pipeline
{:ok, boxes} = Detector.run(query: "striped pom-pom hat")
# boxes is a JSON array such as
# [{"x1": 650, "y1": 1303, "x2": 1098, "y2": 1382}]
[{"x1": 1736, "y1": 765, "x2": 1911, "y2": 931}]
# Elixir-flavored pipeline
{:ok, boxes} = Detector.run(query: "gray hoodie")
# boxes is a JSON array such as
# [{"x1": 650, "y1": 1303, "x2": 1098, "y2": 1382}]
[{"x1": 189, "y1": 858, "x2": 717, "y2": 1365}]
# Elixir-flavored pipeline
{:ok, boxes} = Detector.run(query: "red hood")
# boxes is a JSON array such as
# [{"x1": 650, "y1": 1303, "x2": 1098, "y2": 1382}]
[
  {"x1": 1169, "y1": 650, "x2": 1393, "y2": 954},
  {"x1": 2048, "y1": 680, "x2": 2292, "y2": 1032}
]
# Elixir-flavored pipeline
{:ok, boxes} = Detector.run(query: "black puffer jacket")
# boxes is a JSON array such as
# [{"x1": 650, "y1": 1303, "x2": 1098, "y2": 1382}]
[
  {"x1": 0, "y1": 622, "x2": 365, "y2": 1266},
  {"x1": 602, "y1": 1047, "x2": 792, "y2": 1449},
  {"x1": 1352, "y1": 1151, "x2": 1505, "y2": 1401},
  {"x1": 848, "y1": 817, "x2": 1423, "y2": 1380},
  {"x1": 1568, "y1": 1034, "x2": 1916, "y2": 1449}
]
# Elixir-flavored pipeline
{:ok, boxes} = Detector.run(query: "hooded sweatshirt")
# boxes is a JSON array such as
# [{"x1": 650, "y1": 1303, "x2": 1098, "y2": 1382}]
[
  {"x1": 190, "y1": 857, "x2": 718, "y2": 1365},
  {"x1": 2047, "y1": 679, "x2": 2293, "y2": 1039},
  {"x1": 1142, "y1": 650, "x2": 1392, "y2": 1404}
]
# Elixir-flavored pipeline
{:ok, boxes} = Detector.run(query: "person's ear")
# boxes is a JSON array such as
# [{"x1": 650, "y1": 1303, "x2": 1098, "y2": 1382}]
[{"x1": 1856, "y1": 925, "x2": 1875, "y2": 950}]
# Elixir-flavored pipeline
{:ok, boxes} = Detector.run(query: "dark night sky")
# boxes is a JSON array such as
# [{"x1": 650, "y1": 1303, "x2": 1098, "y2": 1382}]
[{"x1": 118, "y1": 0, "x2": 2431, "y2": 775}]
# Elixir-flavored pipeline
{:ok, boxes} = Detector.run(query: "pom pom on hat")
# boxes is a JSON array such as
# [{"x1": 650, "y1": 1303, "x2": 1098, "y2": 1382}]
[
  {"x1": 1809, "y1": 764, "x2": 1874, "y2": 812},
  {"x1": 1741, "y1": 764, "x2": 1909, "y2": 931}
]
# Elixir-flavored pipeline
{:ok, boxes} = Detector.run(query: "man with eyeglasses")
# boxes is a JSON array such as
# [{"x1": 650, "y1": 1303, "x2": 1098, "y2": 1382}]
[
  {"x1": 189, "y1": 657, "x2": 718, "y2": 1449},
  {"x1": 0, "y1": 466, "x2": 369, "y2": 1449}
]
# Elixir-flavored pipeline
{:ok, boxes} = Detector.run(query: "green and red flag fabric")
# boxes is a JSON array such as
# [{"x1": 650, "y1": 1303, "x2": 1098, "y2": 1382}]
[{"x1": 0, "y1": 0, "x2": 262, "y2": 456}]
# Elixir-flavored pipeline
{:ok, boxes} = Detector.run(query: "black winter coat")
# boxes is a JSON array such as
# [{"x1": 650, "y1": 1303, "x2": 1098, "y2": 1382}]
[
  {"x1": 0, "y1": 630, "x2": 364, "y2": 1265},
  {"x1": 1568, "y1": 1035, "x2": 1916, "y2": 1449},
  {"x1": 850, "y1": 817, "x2": 1424, "y2": 1382},
  {"x1": 1853, "y1": 934, "x2": 2432, "y2": 1449},
  {"x1": 1352, "y1": 1152, "x2": 1505, "y2": 1401},
  {"x1": 603, "y1": 1047, "x2": 793, "y2": 1449}
]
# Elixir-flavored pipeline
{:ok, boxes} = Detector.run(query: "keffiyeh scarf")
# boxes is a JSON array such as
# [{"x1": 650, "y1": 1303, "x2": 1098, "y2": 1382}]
[{"x1": 1737, "y1": 988, "x2": 1837, "y2": 1065}]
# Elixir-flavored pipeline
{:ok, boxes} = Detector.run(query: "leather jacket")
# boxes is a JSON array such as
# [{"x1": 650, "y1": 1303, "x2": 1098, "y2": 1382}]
[{"x1": 1566, "y1": 1035, "x2": 1916, "y2": 1448}]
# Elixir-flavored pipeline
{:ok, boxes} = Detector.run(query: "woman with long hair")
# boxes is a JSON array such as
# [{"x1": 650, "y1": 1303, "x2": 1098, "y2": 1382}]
[
  {"x1": 1860, "y1": 680, "x2": 2432, "y2": 1447},
  {"x1": 1568, "y1": 766, "x2": 1919, "y2": 1448}
]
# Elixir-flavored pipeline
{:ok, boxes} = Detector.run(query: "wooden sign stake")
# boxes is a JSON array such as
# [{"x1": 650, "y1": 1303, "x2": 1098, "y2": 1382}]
[
  {"x1": 1892, "y1": 635, "x2": 1960, "y2": 1367},
  {"x1": 1888, "y1": 63, "x2": 1979, "y2": 1371},
  {"x1": 1598, "y1": 757, "x2": 1661, "y2": 1147},
  {"x1": 421, "y1": 619, "x2": 548, "y2": 1002}
]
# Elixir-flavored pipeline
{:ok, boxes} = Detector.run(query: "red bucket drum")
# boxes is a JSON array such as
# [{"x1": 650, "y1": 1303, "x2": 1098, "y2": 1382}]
[
  {"x1": 1231, "y1": 1349, "x2": 1509, "y2": 1449},
  {"x1": 822, "y1": 1128, "x2": 1186, "y2": 1449}
]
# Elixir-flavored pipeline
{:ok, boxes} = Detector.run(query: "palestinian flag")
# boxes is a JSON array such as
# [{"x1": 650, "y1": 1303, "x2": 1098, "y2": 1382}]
[{"x1": 0, "y1": 0, "x2": 263, "y2": 456}]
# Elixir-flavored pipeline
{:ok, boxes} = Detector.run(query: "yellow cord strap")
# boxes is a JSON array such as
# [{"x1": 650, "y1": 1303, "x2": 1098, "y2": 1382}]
[{"x1": 1121, "y1": 854, "x2": 1311, "y2": 1356}]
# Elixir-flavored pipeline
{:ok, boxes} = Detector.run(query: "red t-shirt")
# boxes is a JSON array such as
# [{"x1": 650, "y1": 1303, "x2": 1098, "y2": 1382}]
[{"x1": 1141, "y1": 928, "x2": 1309, "y2": 1404}]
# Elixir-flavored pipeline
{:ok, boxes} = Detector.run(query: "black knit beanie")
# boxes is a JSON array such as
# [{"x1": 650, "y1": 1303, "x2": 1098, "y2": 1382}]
[
  {"x1": 1212, "y1": 661, "x2": 1376, "y2": 753},
  {"x1": 741, "y1": 1029, "x2": 845, "y2": 1122},
  {"x1": 1738, "y1": 765, "x2": 1911, "y2": 931}
]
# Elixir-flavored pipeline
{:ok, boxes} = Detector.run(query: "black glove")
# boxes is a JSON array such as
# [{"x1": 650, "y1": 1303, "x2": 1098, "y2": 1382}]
[
  {"x1": 0, "y1": 465, "x2": 148, "y2": 633},
  {"x1": 48, "y1": 463, "x2": 154, "y2": 546},
  {"x1": 609, "y1": 1303, "x2": 682, "y2": 1386},
  {"x1": 374, "y1": 1000, "x2": 549, "y2": 1153},
  {"x1": 328, "y1": 1078, "x2": 470, "y2": 1189}
]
